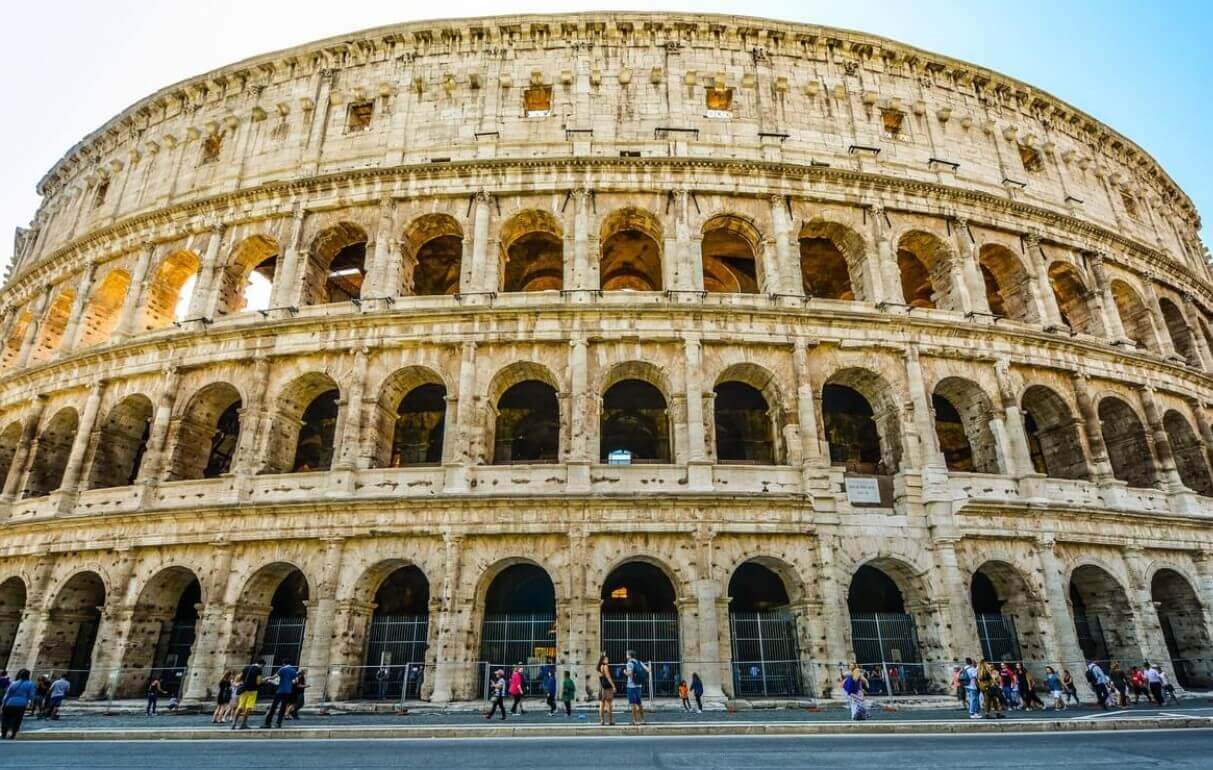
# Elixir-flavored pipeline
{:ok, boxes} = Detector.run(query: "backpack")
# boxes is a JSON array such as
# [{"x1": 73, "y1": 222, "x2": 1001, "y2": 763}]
[
  {"x1": 958, "y1": 669, "x2": 971, "y2": 687},
  {"x1": 630, "y1": 660, "x2": 648, "y2": 687},
  {"x1": 1084, "y1": 668, "x2": 1097, "y2": 686}
]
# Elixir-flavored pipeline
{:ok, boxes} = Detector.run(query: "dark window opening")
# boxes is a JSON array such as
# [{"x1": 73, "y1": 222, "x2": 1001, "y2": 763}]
[
  {"x1": 493, "y1": 381, "x2": 559, "y2": 464},
  {"x1": 292, "y1": 389, "x2": 339, "y2": 472},
  {"x1": 325, "y1": 241, "x2": 367, "y2": 303},
  {"x1": 601, "y1": 379, "x2": 670, "y2": 462},
  {"x1": 822, "y1": 384, "x2": 883, "y2": 474},
  {"x1": 932, "y1": 394, "x2": 974, "y2": 472},
  {"x1": 391, "y1": 384, "x2": 446, "y2": 466},
  {"x1": 714, "y1": 381, "x2": 774, "y2": 464},
  {"x1": 347, "y1": 101, "x2": 375, "y2": 133},
  {"x1": 847, "y1": 565, "x2": 905, "y2": 614},
  {"x1": 203, "y1": 401, "x2": 242, "y2": 478}
]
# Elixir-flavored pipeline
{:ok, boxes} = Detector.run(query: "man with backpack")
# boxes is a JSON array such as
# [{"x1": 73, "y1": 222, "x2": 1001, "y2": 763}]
[
  {"x1": 624, "y1": 650, "x2": 651, "y2": 726},
  {"x1": 961, "y1": 658, "x2": 980, "y2": 719},
  {"x1": 1086, "y1": 661, "x2": 1110, "y2": 709}
]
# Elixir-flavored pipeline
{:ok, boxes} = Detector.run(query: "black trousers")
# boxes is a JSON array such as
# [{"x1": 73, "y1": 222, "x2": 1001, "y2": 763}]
[
  {"x1": 511, "y1": 694, "x2": 525, "y2": 713},
  {"x1": 1149, "y1": 682, "x2": 1164, "y2": 704},
  {"x1": 1, "y1": 705, "x2": 25, "y2": 738},
  {"x1": 546, "y1": 693, "x2": 556, "y2": 713},
  {"x1": 487, "y1": 696, "x2": 506, "y2": 719},
  {"x1": 264, "y1": 694, "x2": 292, "y2": 726},
  {"x1": 562, "y1": 699, "x2": 572, "y2": 715}
]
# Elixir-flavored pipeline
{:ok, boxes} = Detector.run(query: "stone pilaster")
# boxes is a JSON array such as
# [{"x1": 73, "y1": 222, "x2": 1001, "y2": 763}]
[
  {"x1": 185, "y1": 221, "x2": 227, "y2": 322},
  {"x1": 57, "y1": 381, "x2": 105, "y2": 494},
  {"x1": 114, "y1": 242, "x2": 156, "y2": 340}
]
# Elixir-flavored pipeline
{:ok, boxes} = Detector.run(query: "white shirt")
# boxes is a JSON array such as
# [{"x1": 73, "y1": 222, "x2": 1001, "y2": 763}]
[{"x1": 1145, "y1": 668, "x2": 1162, "y2": 683}]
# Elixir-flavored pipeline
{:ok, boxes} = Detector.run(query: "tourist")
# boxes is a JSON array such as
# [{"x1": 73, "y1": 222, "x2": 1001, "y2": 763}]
[
  {"x1": 690, "y1": 673, "x2": 705, "y2": 713},
  {"x1": 485, "y1": 669, "x2": 507, "y2": 720},
  {"x1": 560, "y1": 670, "x2": 576, "y2": 716},
  {"x1": 32, "y1": 675, "x2": 50, "y2": 718},
  {"x1": 47, "y1": 672, "x2": 70, "y2": 720},
  {"x1": 1085, "y1": 661, "x2": 1110, "y2": 709},
  {"x1": 288, "y1": 668, "x2": 307, "y2": 719},
  {"x1": 509, "y1": 665, "x2": 526, "y2": 714},
  {"x1": 1, "y1": 669, "x2": 35, "y2": 740},
  {"x1": 962, "y1": 658, "x2": 981, "y2": 719},
  {"x1": 978, "y1": 661, "x2": 1004, "y2": 719},
  {"x1": 1145, "y1": 664, "x2": 1164, "y2": 705},
  {"x1": 842, "y1": 665, "x2": 868, "y2": 720},
  {"x1": 375, "y1": 665, "x2": 389, "y2": 700},
  {"x1": 542, "y1": 668, "x2": 557, "y2": 715},
  {"x1": 624, "y1": 650, "x2": 651, "y2": 726},
  {"x1": 999, "y1": 663, "x2": 1017, "y2": 709},
  {"x1": 1061, "y1": 669, "x2": 1080, "y2": 705},
  {"x1": 1016, "y1": 663, "x2": 1043, "y2": 710},
  {"x1": 230, "y1": 660, "x2": 262, "y2": 730},
  {"x1": 678, "y1": 679, "x2": 691, "y2": 711},
  {"x1": 1044, "y1": 666, "x2": 1065, "y2": 710},
  {"x1": 212, "y1": 671, "x2": 233, "y2": 723},
  {"x1": 950, "y1": 666, "x2": 963, "y2": 708},
  {"x1": 1130, "y1": 666, "x2": 1148, "y2": 703},
  {"x1": 262, "y1": 659, "x2": 298, "y2": 728},
  {"x1": 1159, "y1": 668, "x2": 1179, "y2": 704},
  {"x1": 597, "y1": 654, "x2": 616, "y2": 726},
  {"x1": 146, "y1": 676, "x2": 168, "y2": 716},
  {"x1": 1110, "y1": 662, "x2": 1130, "y2": 707}
]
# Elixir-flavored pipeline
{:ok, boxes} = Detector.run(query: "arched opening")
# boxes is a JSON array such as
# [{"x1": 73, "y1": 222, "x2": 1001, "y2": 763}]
[
  {"x1": 1097, "y1": 397, "x2": 1156, "y2": 489},
  {"x1": 32, "y1": 289, "x2": 75, "y2": 362},
  {"x1": 362, "y1": 566, "x2": 430, "y2": 700},
  {"x1": 0, "y1": 422, "x2": 23, "y2": 491},
  {"x1": 0, "y1": 577, "x2": 27, "y2": 670},
  {"x1": 390, "y1": 384, "x2": 446, "y2": 466},
  {"x1": 500, "y1": 210, "x2": 564, "y2": 292},
  {"x1": 822, "y1": 370, "x2": 904, "y2": 477},
  {"x1": 799, "y1": 220, "x2": 864, "y2": 301},
  {"x1": 1047, "y1": 261, "x2": 1095, "y2": 333},
  {"x1": 1111, "y1": 280, "x2": 1158, "y2": 351},
  {"x1": 237, "y1": 565, "x2": 309, "y2": 692},
  {"x1": 600, "y1": 379, "x2": 670, "y2": 463},
  {"x1": 1159, "y1": 298, "x2": 1200, "y2": 366},
  {"x1": 713, "y1": 381, "x2": 775, "y2": 464},
  {"x1": 932, "y1": 378, "x2": 999, "y2": 474},
  {"x1": 1069, "y1": 565, "x2": 1141, "y2": 668},
  {"x1": 304, "y1": 223, "x2": 368, "y2": 305},
  {"x1": 404, "y1": 214, "x2": 463, "y2": 296},
  {"x1": 600, "y1": 208, "x2": 663, "y2": 291},
  {"x1": 119, "y1": 568, "x2": 201, "y2": 698},
  {"x1": 168, "y1": 383, "x2": 242, "y2": 481},
  {"x1": 293, "y1": 390, "x2": 340, "y2": 472},
  {"x1": 217, "y1": 235, "x2": 278, "y2": 316},
  {"x1": 140, "y1": 250, "x2": 201, "y2": 331},
  {"x1": 728, "y1": 561, "x2": 802, "y2": 697},
  {"x1": 701, "y1": 215, "x2": 760, "y2": 294},
  {"x1": 38, "y1": 571, "x2": 105, "y2": 695},
  {"x1": 897, "y1": 231, "x2": 956, "y2": 311},
  {"x1": 601, "y1": 561, "x2": 680, "y2": 696},
  {"x1": 87, "y1": 395, "x2": 154, "y2": 489},
  {"x1": 972, "y1": 561, "x2": 1045, "y2": 666},
  {"x1": 1163, "y1": 410, "x2": 1213, "y2": 495},
  {"x1": 1020, "y1": 385, "x2": 1089, "y2": 480},
  {"x1": 847, "y1": 564, "x2": 925, "y2": 695},
  {"x1": 1152, "y1": 569, "x2": 1213, "y2": 688},
  {"x1": 492, "y1": 381, "x2": 560, "y2": 464},
  {"x1": 78, "y1": 270, "x2": 131, "y2": 348},
  {"x1": 978, "y1": 245, "x2": 1036, "y2": 322},
  {"x1": 263, "y1": 374, "x2": 340, "y2": 474},
  {"x1": 479, "y1": 563, "x2": 556, "y2": 696},
  {"x1": 1, "y1": 311, "x2": 31, "y2": 368},
  {"x1": 24, "y1": 407, "x2": 79, "y2": 497}
]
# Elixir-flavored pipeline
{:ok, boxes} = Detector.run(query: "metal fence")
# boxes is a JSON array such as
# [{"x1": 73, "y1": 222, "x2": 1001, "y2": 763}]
[
  {"x1": 600, "y1": 611, "x2": 681, "y2": 696},
  {"x1": 975, "y1": 613, "x2": 1020, "y2": 664},
  {"x1": 361, "y1": 614, "x2": 429, "y2": 700},
  {"x1": 477, "y1": 612, "x2": 557, "y2": 697},
  {"x1": 255, "y1": 617, "x2": 306, "y2": 696},
  {"x1": 849, "y1": 611, "x2": 929, "y2": 695},
  {"x1": 729, "y1": 609, "x2": 803, "y2": 697}
]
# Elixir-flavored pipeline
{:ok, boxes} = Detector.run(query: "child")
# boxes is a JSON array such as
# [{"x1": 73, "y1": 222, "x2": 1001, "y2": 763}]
[
  {"x1": 560, "y1": 671, "x2": 576, "y2": 716},
  {"x1": 678, "y1": 680, "x2": 691, "y2": 711}
]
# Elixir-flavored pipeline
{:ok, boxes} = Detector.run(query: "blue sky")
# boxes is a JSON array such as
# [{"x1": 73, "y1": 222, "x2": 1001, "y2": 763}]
[{"x1": 1, "y1": 1, "x2": 1209, "y2": 271}]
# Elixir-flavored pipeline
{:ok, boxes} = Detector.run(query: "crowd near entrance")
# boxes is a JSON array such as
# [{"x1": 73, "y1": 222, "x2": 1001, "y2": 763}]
[{"x1": 847, "y1": 565, "x2": 926, "y2": 695}]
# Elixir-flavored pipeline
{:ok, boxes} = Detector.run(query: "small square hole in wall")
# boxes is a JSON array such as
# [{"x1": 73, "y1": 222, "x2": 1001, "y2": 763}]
[
  {"x1": 200, "y1": 133, "x2": 223, "y2": 165},
  {"x1": 523, "y1": 86, "x2": 553, "y2": 117},
  {"x1": 1018, "y1": 144, "x2": 1043, "y2": 173},
  {"x1": 346, "y1": 101, "x2": 374, "y2": 133},
  {"x1": 1121, "y1": 191, "x2": 1140, "y2": 220},
  {"x1": 92, "y1": 180, "x2": 109, "y2": 209},
  {"x1": 881, "y1": 109, "x2": 905, "y2": 139},
  {"x1": 706, "y1": 87, "x2": 733, "y2": 112}
]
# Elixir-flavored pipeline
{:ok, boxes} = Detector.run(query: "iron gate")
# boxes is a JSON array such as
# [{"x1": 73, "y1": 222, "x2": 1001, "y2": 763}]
[
  {"x1": 152, "y1": 619, "x2": 196, "y2": 696},
  {"x1": 257, "y1": 616, "x2": 306, "y2": 696},
  {"x1": 729, "y1": 609, "x2": 803, "y2": 697},
  {"x1": 1073, "y1": 612, "x2": 1109, "y2": 665},
  {"x1": 362, "y1": 614, "x2": 429, "y2": 700},
  {"x1": 975, "y1": 613, "x2": 1020, "y2": 663},
  {"x1": 478, "y1": 612, "x2": 557, "y2": 696},
  {"x1": 849, "y1": 611, "x2": 927, "y2": 695},
  {"x1": 66, "y1": 620, "x2": 99, "y2": 695},
  {"x1": 600, "y1": 611, "x2": 680, "y2": 696}
]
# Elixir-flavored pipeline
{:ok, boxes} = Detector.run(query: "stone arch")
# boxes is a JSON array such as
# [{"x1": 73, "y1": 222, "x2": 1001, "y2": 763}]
[
  {"x1": 0, "y1": 421, "x2": 23, "y2": 491},
  {"x1": 263, "y1": 373, "x2": 341, "y2": 474},
  {"x1": 1163, "y1": 410, "x2": 1213, "y2": 495},
  {"x1": 168, "y1": 382, "x2": 243, "y2": 481},
  {"x1": 846, "y1": 558, "x2": 931, "y2": 693},
  {"x1": 375, "y1": 367, "x2": 448, "y2": 468},
  {"x1": 87, "y1": 394, "x2": 154, "y2": 489},
  {"x1": 897, "y1": 230, "x2": 958, "y2": 311},
  {"x1": 476, "y1": 559, "x2": 558, "y2": 695},
  {"x1": 600, "y1": 558, "x2": 682, "y2": 696},
  {"x1": 1020, "y1": 384, "x2": 1089, "y2": 480},
  {"x1": 117, "y1": 566, "x2": 203, "y2": 697},
  {"x1": 302, "y1": 222, "x2": 368, "y2": 306},
  {"x1": 727, "y1": 558, "x2": 805, "y2": 697},
  {"x1": 822, "y1": 368, "x2": 903, "y2": 475},
  {"x1": 140, "y1": 249, "x2": 201, "y2": 331},
  {"x1": 600, "y1": 361, "x2": 672, "y2": 463},
  {"x1": 217, "y1": 235, "x2": 279, "y2": 316},
  {"x1": 599, "y1": 207, "x2": 663, "y2": 291},
  {"x1": 1110, "y1": 279, "x2": 1159, "y2": 351},
  {"x1": 25, "y1": 406, "x2": 79, "y2": 497},
  {"x1": 701, "y1": 214, "x2": 761, "y2": 294},
  {"x1": 355, "y1": 561, "x2": 432, "y2": 700},
  {"x1": 1068, "y1": 563, "x2": 1142, "y2": 666},
  {"x1": 233, "y1": 562, "x2": 310, "y2": 673},
  {"x1": 0, "y1": 309, "x2": 32, "y2": 367},
  {"x1": 1159, "y1": 297, "x2": 1200, "y2": 366},
  {"x1": 499, "y1": 209, "x2": 564, "y2": 292},
  {"x1": 932, "y1": 377, "x2": 999, "y2": 474},
  {"x1": 712, "y1": 379, "x2": 778, "y2": 465},
  {"x1": 485, "y1": 362, "x2": 561, "y2": 465},
  {"x1": 38, "y1": 570, "x2": 106, "y2": 694},
  {"x1": 78, "y1": 269, "x2": 131, "y2": 348},
  {"x1": 1151, "y1": 567, "x2": 1213, "y2": 687},
  {"x1": 798, "y1": 219, "x2": 866, "y2": 301},
  {"x1": 1097, "y1": 396, "x2": 1157, "y2": 489},
  {"x1": 32, "y1": 288, "x2": 75, "y2": 362},
  {"x1": 0, "y1": 575, "x2": 27, "y2": 670},
  {"x1": 971, "y1": 560, "x2": 1045, "y2": 664},
  {"x1": 978, "y1": 244, "x2": 1037, "y2": 323},
  {"x1": 402, "y1": 213, "x2": 463, "y2": 296},
  {"x1": 1046, "y1": 261, "x2": 1096, "y2": 333}
]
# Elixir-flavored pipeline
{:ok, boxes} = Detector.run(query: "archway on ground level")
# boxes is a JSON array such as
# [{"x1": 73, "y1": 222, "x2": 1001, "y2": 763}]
[
  {"x1": 601, "y1": 561, "x2": 681, "y2": 697},
  {"x1": 87, "y1": 394, "x2": 154, "y2": 489},
  {"x1": 799, "y1": 220, "x2": 864, "y2": 301},
  {"x1": 0, "y1": 421, "x2": 23, "y2": 491},
  {"x1": 847, "y1": 564, "x2": 926, "y2": 695},
  {"x1": 599, "y1": 209, "x2": 663, "y2": 291},
  {"x1": 1068, "y1": 565, "x2": 1141, "y2": 668},
  {"x1": 0, "y1": 577, "x2": 27, "y2": 670},
  {"x1": 217, "y1": 236, "x2": 279, "y2": 316},
  {"x1": 1110, "y1": 280, "x2": 1158, "y2": 351},
  {"x1": 701, "y1": 215, "x2": 760, "y2": 294},
  {"x1": 897, "y1": 231, "x2": 957, "y2": 311},
  {"x1": 1163, "y1": 411, "x2": 1213, "y2": 495},
  {"x1": 242, "y1": 566, "x2": 309, "y2": 692},
  {"x1": 479, "y1": 563, "x2": 557, "y2": 697},
  {"x1": 404, "y1": 214, "x2": 463, "y2": 296},
  {"x1": 932, "y1": 378, "x2": 999, "y2": 474},
  {"x1": 500, "y1": 210, "x2": 564, "y2": 293},
  {"x1": 117, "y1": 568, "x2": 201, "y2": 698},
  {"x1": 362, "y1": 566, "x2": 431, "y2": 700},
  {"x1": 970, "y1": 562, "x2": 1044, "y2": 664},
  {"x1": 304, "y1": 223, "x2": 368, "y2": 305},
  {"x1": 1159, "y1": 298, "x2": 1200, "y2": 366},
  {"x1": 1047, "y1": 261, "x2": 1096, "y2": 333},
  {"x1": 1152, "y1": 569, "x2": 1213, "y2": 688},
  {"x1": 169, "y1": 383, "x2": 242, "y2": 480},
  {"x1": 24, "y1": 407, "x2": 79, "y2": 497},
  {"x1": 1097, "y1": 397, "x2": 1157, "y2": 489},
  {"x1": 140, "y1": 250, "x2": 201, "y2": 332},
  {"x1": 37, "y1": 571, "x2": 105, "y2": 695},
  {"x1": 390, "y1": 384, "x2": 446, "y2": 466},
  {"x1": 713, "y1": 381, "x2": 775, "y2": 464},
  {"x1": 1020, "y1": 385, "x2": 1089, "y2": 480},
  {"x1": 492, "y1": 381, "x2": 560, "y2": 464},
  {"x1": 78, "y1": 270, "x2": 131, "y2": 348},
  {"x1": 728, "y1": 561, "x2": 802, "y2": 697},
  {"x1": 978, "y1": 245, "x2": 1036, "y2": 323},
  {"x1": 600, "y1": 379, "x2": 670, "y2": 463}
]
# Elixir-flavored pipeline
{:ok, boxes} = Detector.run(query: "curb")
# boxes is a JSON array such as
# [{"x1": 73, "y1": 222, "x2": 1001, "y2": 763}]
[{"x1": 15, "y1": 716, "x2": 1213, "y2": 741}]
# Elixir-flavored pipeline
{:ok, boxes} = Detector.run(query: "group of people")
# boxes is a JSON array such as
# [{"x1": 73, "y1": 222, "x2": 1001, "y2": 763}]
[
  {"x1": 1082, "y1": 660, "x2": 1179, "y2": 709},
  {"x1": 212, "y1": 660, "x2": 307, "y2": 729},
  {"x1": 0, "y1": 670, "x2": 71, "y2": 739}
]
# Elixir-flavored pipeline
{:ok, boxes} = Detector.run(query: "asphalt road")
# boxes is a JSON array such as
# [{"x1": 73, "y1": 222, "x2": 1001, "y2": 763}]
[{"x1": 5, "y1": 730, "x2": 1213, "y2": 769}]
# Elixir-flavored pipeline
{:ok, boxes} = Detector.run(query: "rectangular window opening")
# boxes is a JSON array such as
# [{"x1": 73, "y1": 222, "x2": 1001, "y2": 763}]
[
  {"x1": 706, "y1": 87, "x2": 733, "y2": 114},
  {"x1": 523, "y1": 86, "x2": 553, "y2": 117},
  {"x1": 346, "y1": 101, "x2": 375, "y2": 133},
  {"x1": 881, "y1": 109, "x2": 905, "y2": 139},
  {"x1": 200, "y1": 133, "x2": 223, "y2": 165},
  {"x1": 1018, "y1": 145, "x2": 1043, "y2": 174},
  {"x1": 92, "y1": 180, "x2": 109, "y2": 209}
]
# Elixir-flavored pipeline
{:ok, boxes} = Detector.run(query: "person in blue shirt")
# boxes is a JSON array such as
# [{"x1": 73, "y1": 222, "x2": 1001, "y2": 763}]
[
  {"x1": 262, "y1": 661, "x2": 298, "y2": 729},
  {"x1": 1, "y1": 669, "x2": 35, "y2": 739},
  {"x1": 542, "y1": 669, "x2": 558, "y2": 715}
]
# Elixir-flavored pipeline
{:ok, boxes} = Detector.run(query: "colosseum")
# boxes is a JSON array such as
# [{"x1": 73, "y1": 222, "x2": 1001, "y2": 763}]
[{"x1": 0, "y1": 11, "x2": 1211, "y2": 707}]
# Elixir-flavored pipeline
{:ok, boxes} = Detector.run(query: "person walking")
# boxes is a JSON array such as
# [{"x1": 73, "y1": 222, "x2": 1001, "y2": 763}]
[
  {"x1": 1159, "y1": 668, "x2": 1179, "y2": 704},
  {"x1": 230, "y1": 660, "x2": 262, "y2": 730},
  {"x1": 212, "y1": 672, "x2": 233, "y2": 724},
  {"x1": 542, "y1": 668, "x2": 558, "y2": 715},
  {"x1": 1016, "y1": 664, "x2": 1043, "y2": 710},
  {"x1": 262, "y1": 660, "x2": 298, "y2": 729},
  {"x1": 1145, "y1": 664, "x2": 1165, "y2": 705},
  {"x1": 47, "y1": 673, "x2": 70, "y2": 720},
  {"x1": 678, "y1": 679, "x2": 691, "y2": 711},
  {"x1": 1044, "y1": 666, "x2": 1065, "y2": 711},
  {"x1": 1061, "y1": 669, "x2": 1080, "y2": 705},
  {"x1": 1, "y1": 670, "x2": 35, "y2": 740},
  {"x1": 978, "y1": 661, "x2": 1004, "y2": 719},
  {"x1": 950, "y1": 666, "x2": 963, "y2": 708},
  {"x1": 560, "y1": 670, "x2": 576, "y2": 716},
  {"x1": 597, "y1": 654, "x2": 616, "y2": 726},
  {"x1": 962, "y1": 658, "x2": 981, "y2": 719},
  {"x1": 508, "y1": 665, "x2": 526, "y2": 714},
  {"x1": 1086, "y1": 661, "x2": 1111, "y2": 709},
  {"x1": 690, "y1": 672, "x2": 705, "y2": 713},
  {"x1": 842, "y1": 665, "x2": 869, "y2": 721},
  {"x1": 146, "y1": 677, "x2": 168, "y2": 716},
  {"x1": 485, "y1": 669, "x2": 507, "y2": 720},
  {"x1": 32, "y1": 675, "x2": 50, "y2": 719},
  {"x1": 624, "y1": 650, "x2": 651, "y2": 726},
  {"x1": 287, "y1": 669, "x2": 307, "y2": 720},
  {"x1": 998, "y1": 663, "x2": 1017, "y2": 709}
]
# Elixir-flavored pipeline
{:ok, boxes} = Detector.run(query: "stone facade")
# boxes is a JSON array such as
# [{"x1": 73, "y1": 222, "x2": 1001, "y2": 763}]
[{"x1": 0, "y1": 13, "x2": 1212, "y2": 704}]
